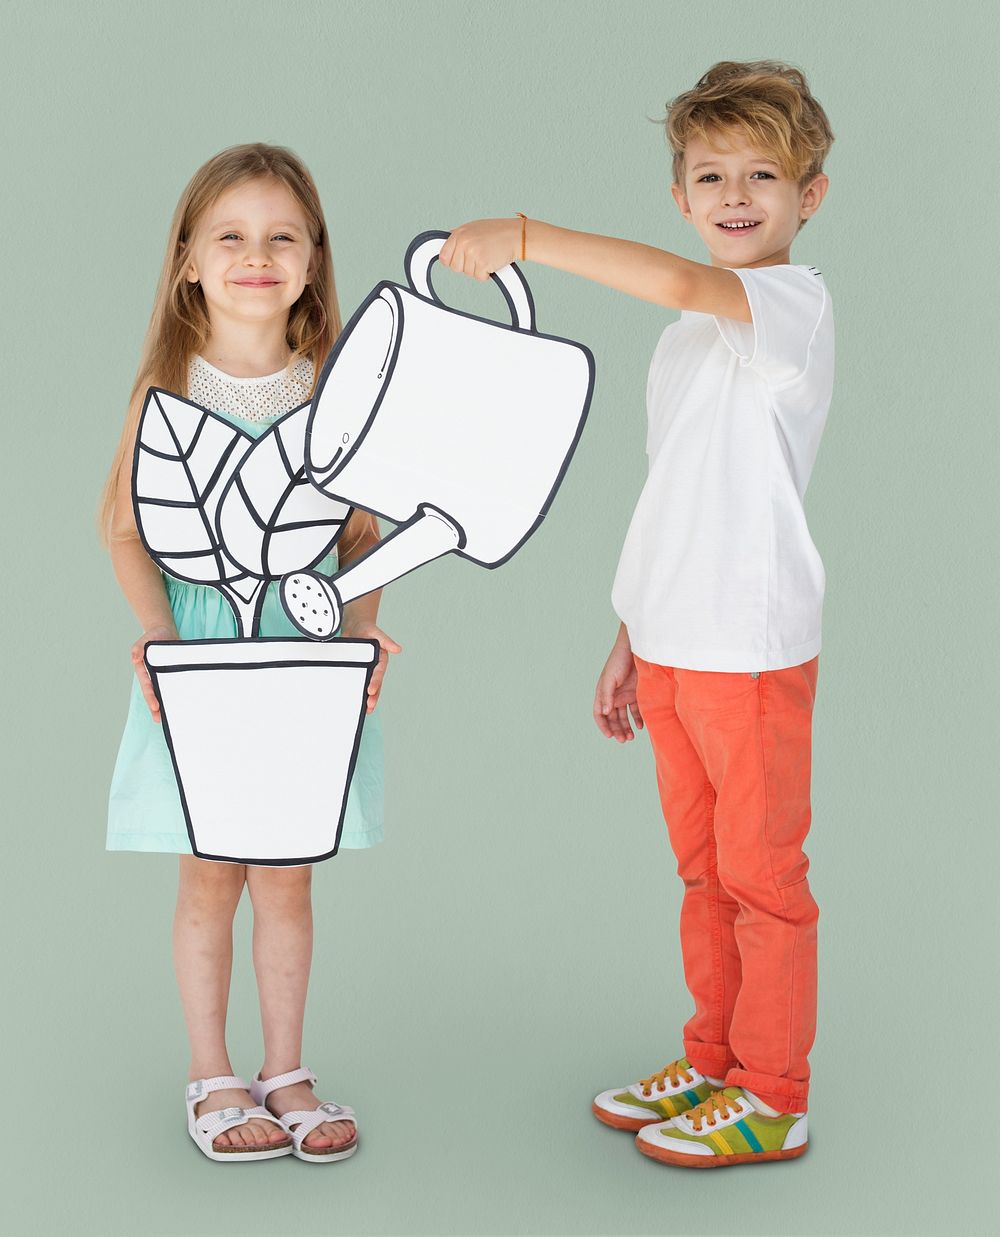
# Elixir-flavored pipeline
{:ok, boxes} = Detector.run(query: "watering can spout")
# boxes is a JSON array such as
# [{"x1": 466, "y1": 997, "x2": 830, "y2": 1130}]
[{"x1": 281, "y1": 505, "x2": 464, "y2": 640}]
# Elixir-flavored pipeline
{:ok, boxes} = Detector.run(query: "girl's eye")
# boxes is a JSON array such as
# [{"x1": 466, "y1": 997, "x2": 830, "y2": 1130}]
[{"x1": 218, "y1": 233, "x2": 296, "y2": 242}]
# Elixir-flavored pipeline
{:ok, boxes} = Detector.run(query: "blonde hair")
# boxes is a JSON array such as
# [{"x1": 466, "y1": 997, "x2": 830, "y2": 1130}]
[
  {"x1": 98, "y1": 142, "x2": 377, "y2": 556},
  {"x1": 662, "y1": 60, "x2": 834, "y2": 226}
]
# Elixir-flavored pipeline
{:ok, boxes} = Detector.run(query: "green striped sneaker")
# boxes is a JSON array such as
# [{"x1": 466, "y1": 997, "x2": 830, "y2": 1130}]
[
  {"x1": 592, "y1": 1058, "x2": 717, "y2": 1132},
  {"x1": 635, "y1": 1086, "x2": 808, "y2": 1167}
]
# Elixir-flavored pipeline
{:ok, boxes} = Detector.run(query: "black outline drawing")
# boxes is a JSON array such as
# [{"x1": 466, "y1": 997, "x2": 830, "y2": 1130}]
[
  {"x1": 144, "y1": 637, "x2": 377, "y2": 865},
  {"x1": 133, "y1": 389, "x2": 350, "y2": 637},
  {"x1": 281, "y1": 230, "x2": 596, "y2": 639},
  {"x1": 131, "y1": 389, "x2": 377, "y2": 865}
]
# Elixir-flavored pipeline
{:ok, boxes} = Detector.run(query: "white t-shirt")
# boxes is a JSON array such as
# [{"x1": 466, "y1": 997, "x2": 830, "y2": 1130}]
[{"x1": 611, "y1": 263, "x2": 834, "y2": 672}]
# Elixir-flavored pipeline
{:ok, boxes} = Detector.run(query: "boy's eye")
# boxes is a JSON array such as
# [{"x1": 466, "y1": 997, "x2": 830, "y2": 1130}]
[{"x1": 697, "y1": 171, "x2": 775, "y2": 183}]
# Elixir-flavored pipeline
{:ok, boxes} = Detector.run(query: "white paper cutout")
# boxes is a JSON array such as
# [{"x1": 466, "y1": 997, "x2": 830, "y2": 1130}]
[
  {"x1": 280, "y1": 230, "x2": 595, "y2": 638},
  {"x1": 131, "y1": 388, "x2": 377, "y2": 864},
  {"x1": 128, "y1": 230, "x2": 597, "y2": 862},
  {"x1": 145, "y1": 639, "x2": 375, "y2": 865}
]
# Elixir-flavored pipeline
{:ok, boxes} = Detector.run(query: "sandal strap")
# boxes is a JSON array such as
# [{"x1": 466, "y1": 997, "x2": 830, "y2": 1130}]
[
  {"x1": 279, "y1": 1104, "x2": 357, "y2": 1149},
  {"x1": 186, "y1": 1075, "x2": 249, "y2": 1103},
  {"x1": 195, "y1": 1104, "x2": 279, "y2": 1139},
  {"x1": 251, "y1": 1066, "x2": 317, "y2": 1102}
]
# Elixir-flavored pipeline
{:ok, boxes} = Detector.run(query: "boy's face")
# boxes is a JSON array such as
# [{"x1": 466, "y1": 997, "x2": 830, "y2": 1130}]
[
  {"x1": 671, "y1": 131, "x2": 828, "y2": 268},
  {"x1": 184, "y1": 178, "x2": 318, "y2": 329}
]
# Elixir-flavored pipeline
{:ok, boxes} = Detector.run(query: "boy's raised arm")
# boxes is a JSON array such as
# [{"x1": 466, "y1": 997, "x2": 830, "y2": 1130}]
[{"x1": 439, "y1": 217, "x2": 752, "y2": 322}]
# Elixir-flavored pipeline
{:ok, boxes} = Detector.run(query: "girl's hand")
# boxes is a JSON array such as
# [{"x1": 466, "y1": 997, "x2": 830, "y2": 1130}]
[
  {"x1": 594, "y1": 635, "x2": 644, "y2": 743},
  {"x1": 130, "y1": 623, "x2": 178, "y2": 723},
  {"x1": 438, "y1": 219, "x2": 521, "y2": 282},
  {"x1": 340, "y1": 620, "x2": 402, "y2": 713}
]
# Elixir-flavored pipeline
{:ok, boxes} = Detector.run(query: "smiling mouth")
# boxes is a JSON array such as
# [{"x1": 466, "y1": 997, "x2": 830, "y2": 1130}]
[
  {"x1": 717, "y1": 222, "x2": 761, "y2": 233},
  {"x1": 233, "y1": 279, "x2": 281, "y2": 287}
]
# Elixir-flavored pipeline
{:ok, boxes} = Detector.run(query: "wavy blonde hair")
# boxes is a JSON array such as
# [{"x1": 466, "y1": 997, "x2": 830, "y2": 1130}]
[
  {"x1": 98, "y1": 142, "x2": 377, "y2": 554},
  {"x1": 662, "y1": 60, "x2": 834, "y2": 228}
]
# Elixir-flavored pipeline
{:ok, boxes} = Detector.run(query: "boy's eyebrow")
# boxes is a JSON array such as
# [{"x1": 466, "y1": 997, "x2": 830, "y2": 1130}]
[{"x1": 690, "y1": 157, "x2": 780, "y2": 171}]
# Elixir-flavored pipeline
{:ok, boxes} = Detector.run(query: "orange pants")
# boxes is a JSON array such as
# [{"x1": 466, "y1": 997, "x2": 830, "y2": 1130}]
[{"x1": 633, "y1": 655, "x2": 820, "y2": 1113}]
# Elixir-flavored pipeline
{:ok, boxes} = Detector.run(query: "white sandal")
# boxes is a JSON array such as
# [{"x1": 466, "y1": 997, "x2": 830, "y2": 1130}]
[
  {"x1": 249, "y1": 1067, "x2": 358, "y2": 1162},
  {"x1": 186, "y1": 1075, "x2": 293, "y2": 1162}
]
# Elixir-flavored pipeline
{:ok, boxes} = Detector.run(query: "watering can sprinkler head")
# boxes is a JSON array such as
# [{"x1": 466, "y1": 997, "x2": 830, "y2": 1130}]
[{"x1": 282, "y1": 572, "x2": 342, "y2": 640}]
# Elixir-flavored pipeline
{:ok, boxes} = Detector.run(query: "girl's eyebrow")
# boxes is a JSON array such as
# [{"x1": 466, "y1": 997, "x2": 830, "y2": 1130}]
[{"x1": 209, "y1": 219, "x2": 304, "y2": 230}]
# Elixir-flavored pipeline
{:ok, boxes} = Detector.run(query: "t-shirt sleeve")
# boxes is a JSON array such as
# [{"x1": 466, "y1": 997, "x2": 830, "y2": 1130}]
[{"x1": 712, "y1": 265, "x2": 827, "y2": 389}]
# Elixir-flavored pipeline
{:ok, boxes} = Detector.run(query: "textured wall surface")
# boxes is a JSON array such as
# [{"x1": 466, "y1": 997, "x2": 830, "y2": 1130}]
[{"x1": 2, "y1": 2, "x2": 993, "y2": 1233}]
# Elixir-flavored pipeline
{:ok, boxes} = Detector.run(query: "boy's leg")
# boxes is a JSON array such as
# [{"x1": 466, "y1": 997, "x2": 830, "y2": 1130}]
[
  {"x1": 673, "y1": 658, "x2": 820, "y2": 1114},
  {"x1": 633, "y1": 656, "x2": 741, "y2": 1081}
]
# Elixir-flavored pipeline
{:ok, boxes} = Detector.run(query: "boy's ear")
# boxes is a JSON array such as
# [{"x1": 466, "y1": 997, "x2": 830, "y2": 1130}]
[
  {"x1": 799, "y1": 173, "x2": 830, "y2": 222},
  {"x1": 671, "y1": 182, "x2": 692, "y2": 222}
]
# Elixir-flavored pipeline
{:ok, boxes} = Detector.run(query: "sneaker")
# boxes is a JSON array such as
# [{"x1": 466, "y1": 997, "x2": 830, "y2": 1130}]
[
  {"x1": 592, "y1": 1057, "x2": 717, "y2": 1132},
  {"x1": 635, "y1": 1086, "x2": 808, "y2": 1167}
]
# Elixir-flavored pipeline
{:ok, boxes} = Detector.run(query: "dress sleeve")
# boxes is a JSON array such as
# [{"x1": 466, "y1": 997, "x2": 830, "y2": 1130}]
[{"x1": 713, "y1": 265, "x2": 827, "y2": 389}]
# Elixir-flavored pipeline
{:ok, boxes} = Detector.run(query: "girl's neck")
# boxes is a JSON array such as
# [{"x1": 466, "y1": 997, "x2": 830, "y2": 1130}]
[{"x1": 201, "y1": 318, "x2": 293, "y2": 378}]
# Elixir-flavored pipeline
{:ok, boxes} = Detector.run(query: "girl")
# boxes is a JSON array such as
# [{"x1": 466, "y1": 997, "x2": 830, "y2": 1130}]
[{"x1": 100, "y1": 143, "x2": 399, "y2": 1163}]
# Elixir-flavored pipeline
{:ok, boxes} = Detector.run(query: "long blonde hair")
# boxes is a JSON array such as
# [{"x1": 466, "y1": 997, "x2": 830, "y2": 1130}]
[{"x1": 98, "y1": 142, "x2": 376, "y2": 556}]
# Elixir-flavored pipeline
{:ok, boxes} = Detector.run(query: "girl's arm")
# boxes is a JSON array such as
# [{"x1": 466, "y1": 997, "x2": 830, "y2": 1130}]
[
  {"x1": 337, "y1": 513, "x2": 401, "y2": 713},
  {"x1": 108, "y1": 450, "x2": 178, "y2": 722},
  {"x1": 438, "y1": 217, "x2": 752, "y2": 322}
]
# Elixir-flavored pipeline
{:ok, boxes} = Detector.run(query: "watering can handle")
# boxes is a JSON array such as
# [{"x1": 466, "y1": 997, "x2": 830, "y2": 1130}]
[{"x1": 404, "y1": 230, "x2": 536, "y2": 333}]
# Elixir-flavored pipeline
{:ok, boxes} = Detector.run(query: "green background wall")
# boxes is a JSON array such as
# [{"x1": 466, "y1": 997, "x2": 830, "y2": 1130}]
[{"x1": 2, "y1": 2, "x2": 994, "y2": 1233}]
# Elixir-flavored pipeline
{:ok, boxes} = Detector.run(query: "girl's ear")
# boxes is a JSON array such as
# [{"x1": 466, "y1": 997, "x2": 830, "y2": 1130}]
[
  {"x1": 306, "y1": 243, "x2": 322, "y2": 284},
  {"x1": 179, "y1": 240, "x2": 198, "y2": 284}
]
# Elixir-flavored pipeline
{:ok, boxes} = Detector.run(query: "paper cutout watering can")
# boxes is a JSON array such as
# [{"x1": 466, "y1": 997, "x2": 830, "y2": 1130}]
[{"x1": 281, "y1": 230, "x2": 595, "y2": 639}]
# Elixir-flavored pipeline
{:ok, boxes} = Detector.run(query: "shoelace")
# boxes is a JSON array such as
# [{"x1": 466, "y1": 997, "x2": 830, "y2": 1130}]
[
  {"x1": 685, "y1": 1090, "x2": 745, "y2": 1133},
  {"x1": 638, "y1": 1059, "x2": 693, "y2": 1098}
]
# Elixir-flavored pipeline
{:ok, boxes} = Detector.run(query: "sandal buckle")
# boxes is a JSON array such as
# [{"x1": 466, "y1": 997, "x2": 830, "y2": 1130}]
[
  {"x1": 186, "y1": 1080, "x2": 206, "y2": 1100},
  {"x1": 219, "y1": 1107, "x2": 244, "y2": 1121}
]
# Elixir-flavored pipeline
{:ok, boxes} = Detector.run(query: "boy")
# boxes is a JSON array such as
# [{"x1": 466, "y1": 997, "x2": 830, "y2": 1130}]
[{"x1": 440, "y1": 59, "x2": 834, "y2": 1167}]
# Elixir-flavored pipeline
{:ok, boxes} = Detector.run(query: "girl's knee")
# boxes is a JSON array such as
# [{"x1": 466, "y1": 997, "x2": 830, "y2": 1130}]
[
  {"x1": 246, "y1": 863, "x2": 312, "y2": 912},
  {"x1": 177, "y1": 855, "x2": 246, "y2": 913}
]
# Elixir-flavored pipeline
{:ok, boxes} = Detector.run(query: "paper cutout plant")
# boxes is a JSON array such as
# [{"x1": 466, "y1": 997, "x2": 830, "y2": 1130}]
[
  {"x1": 131, "y1": 390, "x2": 378, "y2": 866},
  {"x1": 133, "y1": 391, "x2": 350, "y2": 638}
]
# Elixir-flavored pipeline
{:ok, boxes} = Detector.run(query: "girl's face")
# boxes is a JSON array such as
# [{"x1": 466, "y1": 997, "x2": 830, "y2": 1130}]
[
  {"x1": 184, "y1": 178, "x2": 318, "y2": 329},
  {"x1": 670, "y1": 131, "x2": 827, "y2": 268}
]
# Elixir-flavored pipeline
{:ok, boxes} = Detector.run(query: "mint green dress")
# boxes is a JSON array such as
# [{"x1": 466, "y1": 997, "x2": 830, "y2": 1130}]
[{"x1": 106, "y1": 356, "x2": 384, "y2": 855}]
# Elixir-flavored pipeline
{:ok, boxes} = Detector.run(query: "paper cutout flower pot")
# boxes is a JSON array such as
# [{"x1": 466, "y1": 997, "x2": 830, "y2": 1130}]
[
  {"x1": 281, "y1": 230, "x2": 595, "y2": 638},
  {"x1": 144, "y1": 638, "x2": 377, "y2": 866}
]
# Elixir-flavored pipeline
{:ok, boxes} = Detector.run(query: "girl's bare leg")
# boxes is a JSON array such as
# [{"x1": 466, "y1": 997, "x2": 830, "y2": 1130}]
[
  {"x1": 174, "y1": 855, "x2": 288, "y2": 1148},
  {"x1": 246, "y1": 864, "x2": 354, "y2": 1150}
]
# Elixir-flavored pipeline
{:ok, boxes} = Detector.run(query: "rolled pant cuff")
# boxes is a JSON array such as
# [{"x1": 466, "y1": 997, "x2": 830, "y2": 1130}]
[
  {"x1": 725, "y1": 1067, "x2": 808, "y2": 1114},
  {"x1": 683, "y1": 1039, "x2": 739, "y2": 1078}
]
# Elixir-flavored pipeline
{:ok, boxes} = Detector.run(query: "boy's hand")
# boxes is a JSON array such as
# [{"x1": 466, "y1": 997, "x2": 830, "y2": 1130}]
[
  {"x1": 439, "y1": 219, "x2": 521, "y2": 281},
  {"x1": 339, "y1": 620, "x2": 402, "y2": 713},
  {"x1": 594, "y1": 635, "x2": 644, "y2": 743},
  {"x1": 131, "y1": 623, "x2": 178, "y2": 723}
]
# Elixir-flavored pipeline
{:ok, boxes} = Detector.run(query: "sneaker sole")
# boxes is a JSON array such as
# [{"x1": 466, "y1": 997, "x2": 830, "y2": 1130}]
[
  {"x1": 592, "y1": 1101, "x2": 665, "y2": 1132},
  {"x1": 636, "y1": 1137, "x2": 808, "y2": 1168}
]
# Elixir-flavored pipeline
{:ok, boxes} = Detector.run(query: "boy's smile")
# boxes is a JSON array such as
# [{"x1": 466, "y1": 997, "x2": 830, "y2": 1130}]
[{"x1": 672, "y1": 131, "x2": 827, "y2": 269}]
